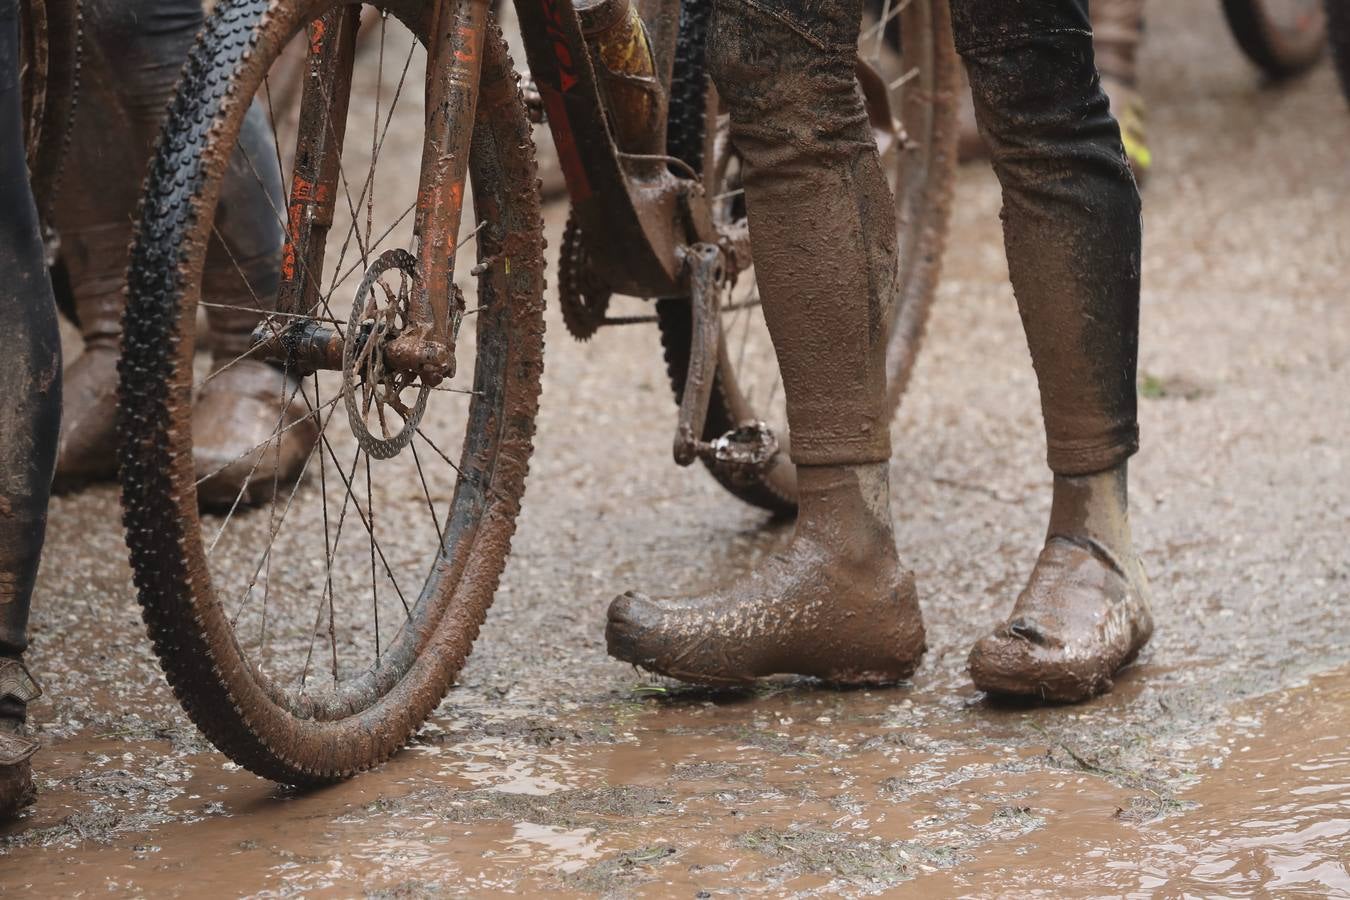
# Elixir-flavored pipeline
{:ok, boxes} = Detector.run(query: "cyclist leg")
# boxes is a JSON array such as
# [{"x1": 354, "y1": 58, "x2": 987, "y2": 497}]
[
  {"x1": 606, "y1": 0, "x2": 927, "y2": 686},
  {"x1": 954, "y1": 0, "x2": 1153, "y2": 702},
  {"x1": 0, "y1": 0, "x2": 62, "y2": 818},
  {"x1": 957, "y1": 0, "x2": 1151, "y2": 180},
  {"x1": 55, "y1": 0, "x2": 310, "y2": 501},
  {"x1": 1092, "y1": 0, "x2": 1151, "y2": 179}
]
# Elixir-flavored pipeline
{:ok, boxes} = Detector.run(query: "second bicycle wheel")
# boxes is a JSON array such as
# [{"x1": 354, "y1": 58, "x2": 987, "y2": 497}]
[
  {"x1": 119, "y1": 0, "x2": 544, "y2": 784},
  {"x1": 1221, "y1": 0, "x2": 1327, "y2": 77},
  {"x1": 656, "y1": 0, "x2": 958, "y2": 514}
]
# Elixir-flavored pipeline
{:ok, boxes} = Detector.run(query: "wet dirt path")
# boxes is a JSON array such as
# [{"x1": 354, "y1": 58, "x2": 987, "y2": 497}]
[
  {"x1": 4, "y1": 0, "x2": 1350, "y2": 895},
  {"x1": 5, "y1": 666, "x2": 1347, "y2": 895}
]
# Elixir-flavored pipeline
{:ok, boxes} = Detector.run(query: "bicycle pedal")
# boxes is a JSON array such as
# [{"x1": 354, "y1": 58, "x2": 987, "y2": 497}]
[{"x1": 696, "y1": 421, "x2": 780, "y2": 486}]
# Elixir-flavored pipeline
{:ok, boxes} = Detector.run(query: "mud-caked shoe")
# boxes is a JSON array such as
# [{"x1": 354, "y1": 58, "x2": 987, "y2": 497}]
[
  {"x1": 968, "y1": 536, "x2": 1153, "y2": 703},
  {"x1": 0, "y1": 659, "x2": 41, "y2": 820},
  {"x1": 193, "y1": 360, "x2": 319, "y2": 512},
  {"x1": 54, "y1": 342, "x2": 120, "y2": 490},
  {"x1": 607, "y1": 463, "x2": 927, "y2": 687}
]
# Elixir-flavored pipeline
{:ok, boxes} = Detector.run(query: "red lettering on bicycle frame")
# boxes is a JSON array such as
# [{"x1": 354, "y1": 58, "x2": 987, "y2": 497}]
[
  {"x1": 281, "y1": 176, "x2": 331, "y2": 282},
  {"x1": 539, "y1": 0, "x2": 579, "y2": 92}
]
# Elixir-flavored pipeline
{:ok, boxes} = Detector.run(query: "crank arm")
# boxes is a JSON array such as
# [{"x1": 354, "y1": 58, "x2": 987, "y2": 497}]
[
  {"x1": 672, "y1": 243, "x2": 724, "y2": 466},
  {"x1": 671, "y1": 243, "x2": 783, "y2": 483}
]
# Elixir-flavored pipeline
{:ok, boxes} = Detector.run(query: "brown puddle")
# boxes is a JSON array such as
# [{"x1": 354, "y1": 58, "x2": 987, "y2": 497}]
[
  {"x1": 3, "y1": 669, "x2": 1347, "y2": 896},
  {"x1": 916, "y1": 666, "x2": 1350, "y2": 897}
]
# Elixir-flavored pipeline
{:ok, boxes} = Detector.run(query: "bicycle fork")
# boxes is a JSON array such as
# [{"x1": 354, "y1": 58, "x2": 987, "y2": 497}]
[{"x1": 254, "y1": 0, "x2": 490, "y2": 385}]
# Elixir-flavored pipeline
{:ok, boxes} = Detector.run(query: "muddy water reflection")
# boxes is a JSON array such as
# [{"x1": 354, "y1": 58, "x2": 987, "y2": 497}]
[
  {"x1": 919, "y1": 666, "x2": 1350, "y2": 897},
  {"x1": 3, "y1": 670, "x2": 1347, "y2": 896}
]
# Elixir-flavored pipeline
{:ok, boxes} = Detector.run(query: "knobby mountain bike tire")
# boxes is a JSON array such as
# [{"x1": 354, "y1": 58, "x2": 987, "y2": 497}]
[
  {"x1": 1221, "y1": 0, "x2": 1327, "y2": 77},
  {"x1": 655, "y1": 0, "x2": 958, "y2": 515},
  {"x1": 120, "y1": 0, "x2": 544, "y2": 784}
]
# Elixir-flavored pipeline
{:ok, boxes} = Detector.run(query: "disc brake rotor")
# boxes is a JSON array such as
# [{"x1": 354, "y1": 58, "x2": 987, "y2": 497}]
[{"x1": 343, "y1": 248, "x2": 431, "y2": 459}]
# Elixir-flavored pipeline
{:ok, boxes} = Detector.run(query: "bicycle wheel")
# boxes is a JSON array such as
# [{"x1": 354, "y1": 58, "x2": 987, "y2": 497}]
[
  {"x1": 119, "y1": 0, "x2": 544, "y2": 784},
  {"x1": 656, "y1": 0, "x2": 958, "y2": 514},
  {"x1": 1328, "y1": 0, "x2": 1350, "y2": 101},
  {"x1": 1220, "y1": 0, "x2": 1327, "y2": 77}
]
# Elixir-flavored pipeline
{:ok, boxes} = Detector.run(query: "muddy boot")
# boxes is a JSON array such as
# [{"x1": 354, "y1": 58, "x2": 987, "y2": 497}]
[
  {"x1": 608, "y1": 464, "x2": 927, "y2": 686},
  {"x1": 969, "y1": 465, "x2": 1153, "y2": 703},
  {"x1": 193, "y1": 250, "x2": 318, "y2": 512},
  {"x1": 0, "y1": 659, "x2": 41, "y2": 819},
  {"x1": 53, "y1": 224, "x2": 127, "y2": 491}
]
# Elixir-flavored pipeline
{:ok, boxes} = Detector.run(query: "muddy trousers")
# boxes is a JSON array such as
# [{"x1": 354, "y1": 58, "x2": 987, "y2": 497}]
[
  {"x1": 56, "y1": 0, "x2": 283, "y2": 356},
  {"x1": 709, "y1": 0, "x2": 1141, "y2": 474},
  {"x1": 0, "y1": 0, "x2": 63, "y2": 663}
]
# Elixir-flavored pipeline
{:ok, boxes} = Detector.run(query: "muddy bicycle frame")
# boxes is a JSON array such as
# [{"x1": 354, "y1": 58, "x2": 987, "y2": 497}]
[
  {"x1": 272, "y1": 0, "x2": 699, "y2": 376},
  {"x1": 270, "y1": 0, "x2": 900, "y2": 470}
]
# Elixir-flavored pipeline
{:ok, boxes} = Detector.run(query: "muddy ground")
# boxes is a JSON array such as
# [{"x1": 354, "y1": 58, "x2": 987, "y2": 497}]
[{"x1": 3, "y1": 0, "x2": 1349, "y2": 895}]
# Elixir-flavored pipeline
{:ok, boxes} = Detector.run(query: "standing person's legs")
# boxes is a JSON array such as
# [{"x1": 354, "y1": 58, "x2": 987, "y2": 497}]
[
  {"x1": 0, "y1": 0, "x2": 62, "y2": 817},
  {"x1": 958, "y1": 0, "x2": 1151, "y2": 180},
  {"x1": 605, "y1": 0, "x2": 927, "y2": 684},
  {"x1": 952, "y1": 0, "x2": 1153, "y2": 702},
  {"x1": 54, "y1": 0, "x2": 311, "y2": 500}
]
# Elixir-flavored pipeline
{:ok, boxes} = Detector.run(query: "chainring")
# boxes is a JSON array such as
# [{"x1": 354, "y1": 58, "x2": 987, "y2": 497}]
[{"x1": 558, "y1": 213, "x2": 613, "y2": 341}]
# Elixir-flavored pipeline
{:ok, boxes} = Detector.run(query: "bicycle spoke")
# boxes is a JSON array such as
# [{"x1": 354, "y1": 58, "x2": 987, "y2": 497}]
[
  {"x1": 195, "y1": 396, "x2": 339, "y2": 489},
  {"x1": 324, "y1": 106, "x2": 372, "y2": 268},
  {"x1": 198, "y1": 302, "x2": 346, "y2": 327},
  {"x1": 312, "y1": 425, "x2": 411, "y2": 618},
  {"x1": 861, "y1": 0, "x2": 912, "y2": 46},
  {"x1": 326, "y1": 199, "x2": 417, "y2": 299},
  {"x1": 314, "y1": 374, "x2": 333, "y2": 683},
  {"x1": 889, "y1": 66, "x2": 919, "y2": 91},
  {"x1": 414, "y1": 426, "x2": 463, "y2": 478},
  {"x1": 366, "y1": 453, "x2": 380, "y2": 667},
  {"x1": 258, "y1": 359, "x2": 291, "y2": 661},
  {"x1": 210, "y1": 224, "x2": 273, "y2": 321},
  {"x1": 208, "y1": 376, "x2": 308, "y2": 556},
  {"x1": 261, "y1": 74, "x2": 290, "y2": 201},
  {"x1": 871, "y1": 0, "x2": 893, "y2": 58},
  {"x1": 324, "y1": 34, "x2": 417, "y2": 302},
  {"x1": 409, "y1": 442, "x2": 444, "y2": 548},
  {"x1": 368, "y1": 12, "x2": 387, "y2": 256},
  {"x1": 300, "y1": 438, "x2": 360, "y2": 688},
  {"x1": 227, "y1": 393, "x2": 339, "y2": 634}
]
